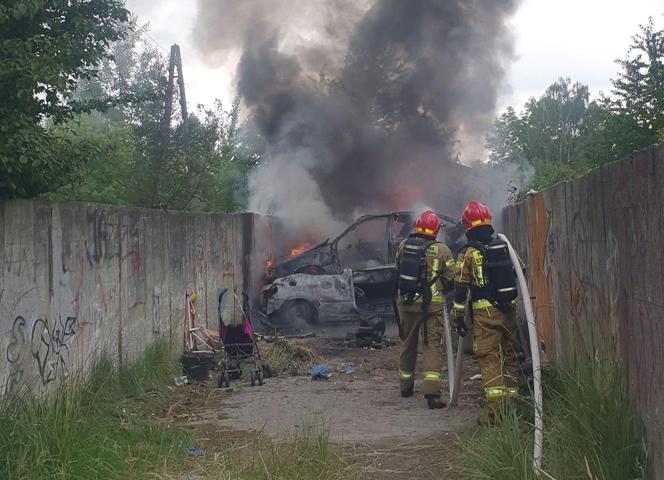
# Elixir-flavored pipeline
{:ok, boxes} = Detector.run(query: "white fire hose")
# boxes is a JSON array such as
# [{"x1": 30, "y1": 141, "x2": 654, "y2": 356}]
[
  {"x1": 445, "y1": 304, "x2": 466, "y2": 407},
  {"x1": 442, "y1": 309, "x2": 456, "y2": 403},
  {"x1": 498, "y1": 233, "x2": 543, "y2": 474},
  {"x1": 444, "y1": 234, "x2": 543, "y2": 474}
]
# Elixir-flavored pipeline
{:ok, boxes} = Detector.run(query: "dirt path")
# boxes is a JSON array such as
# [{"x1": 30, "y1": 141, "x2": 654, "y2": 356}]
[{"x1": 167, "y1": 330, "x2": 484, "y2": 479}]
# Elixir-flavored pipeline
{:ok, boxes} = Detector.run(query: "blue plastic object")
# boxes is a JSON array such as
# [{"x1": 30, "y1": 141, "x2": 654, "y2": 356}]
[
  {"x1": 338, "y1": 363, "x2": 357, "y2": 374},
  {"x1": 187, "y1": 447, "x2": 207, "y2": 457},
  {"x1": 307, "y1": 364, "x2": 330, "y2": 379}
]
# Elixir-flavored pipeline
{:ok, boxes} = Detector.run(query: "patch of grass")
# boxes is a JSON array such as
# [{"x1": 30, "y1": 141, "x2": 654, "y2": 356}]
[
  {"x1": 0, "y1": 338, "x2": 190, "y2": 480},
  {"x1": 162, "y1": 425, "x2": 361, "y2": 480},
  {"x1": 459, "y1": 408, "x2": 536, "y2": 480},
  {"x1": 544, "y1": 361, "x2": 648, "y2": 480},
  {"x1": 263, "y1": 339, "x2": 321, "y2": 376},
  {"x1": 244, "y1": 426, "x2": 360, "y2": 480},
  {"x1": 459, "y1": 358, "x2": 648, "y2": 480}
]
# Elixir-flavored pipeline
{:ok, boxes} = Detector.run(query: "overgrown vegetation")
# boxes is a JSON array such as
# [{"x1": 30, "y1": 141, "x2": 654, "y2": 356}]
[
  {"x1": 172, "y1": 427, "x2": 361, "y2": 480},
  {"x1": 0, "y1": 0, "x2": 129, "y2": 197},
  {"x1": 0, "y1": 339, "x2": 187, "y2": 480},
  {"x1": 0, "y1": 339, "x2": 359, "y2": 479},
  {"x1": 263, "y1": 339, "x2": 322, "y2": 376},
  {"x1": 459, "y1": 359, "x2": 648, "y2": 480},
  {"x1": 1, "y1": 1, "x2": 258, "y2": 210},
  {"x1": 2, "y1": 2, "x2": 662, "y2": 207},
  {"x1": 487, "y1": 17, "x2": 664, "y2": 193}
]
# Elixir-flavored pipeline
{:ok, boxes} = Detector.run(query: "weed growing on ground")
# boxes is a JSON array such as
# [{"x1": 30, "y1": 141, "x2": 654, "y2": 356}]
[
  {"x1": 0, "y1": 339, "x2": 189, "y2": 480},
  {"x1": 459, "y1": 357, "x2": 648, "y2": 480},
  {"x1": 459, "y1": 407, "x2": 537, "y2": 480},
  {"x1": 244, "y1": 426, "x2": 361, "y2": 480},
  {"x1": 161, "y1": 425, "x2": 362, "y2": 480},
  {"x1": 263, "y1": 339, "x2": 321, "y2": 376}
]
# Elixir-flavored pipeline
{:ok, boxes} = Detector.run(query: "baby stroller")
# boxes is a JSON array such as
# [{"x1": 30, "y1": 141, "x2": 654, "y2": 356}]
[{"x1": 216, "y1": 289, "x2": 265, "y2": 388}]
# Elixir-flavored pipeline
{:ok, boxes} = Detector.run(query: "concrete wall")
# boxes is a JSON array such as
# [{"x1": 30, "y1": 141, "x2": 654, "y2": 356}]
[
  {"x1": 503, "y1": 143, "x2": 664, "y2": 477},
  {"x1": 0, "y1": 200, "x2": 274, "y2": 394}
]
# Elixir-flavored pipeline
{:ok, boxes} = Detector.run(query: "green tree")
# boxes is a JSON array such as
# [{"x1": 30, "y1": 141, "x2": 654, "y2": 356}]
[
  {"x1": 487, "y1": 78, "x2": 601, "y2": 187},
  {"x1": 609, "y1": 17, "x2": 664, "y2": 142},
  {"x1": 486, "y1": 106, "x2": 526, "y2": 166},
  {"x1": 0, "y1": 0, "x2": 129, "y2": 198},
  {"x1": 46, "y1": 117, "x2": 136, "y2": 205},
  {"x1": 523, "y1": 79, "x2": 591, "y2": 168}
]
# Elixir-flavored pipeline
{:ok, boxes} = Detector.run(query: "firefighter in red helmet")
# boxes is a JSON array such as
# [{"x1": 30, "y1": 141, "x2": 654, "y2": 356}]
[
  {"x1": 395, "y1": 210, "x2": 455, "y2": 409},
  {"x1": 453, "y1": 201, "x2": 520, "y2": 423}
]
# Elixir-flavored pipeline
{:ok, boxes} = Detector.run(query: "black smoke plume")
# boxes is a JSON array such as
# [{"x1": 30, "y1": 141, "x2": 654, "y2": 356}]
[{"x1": 194, "y1": 0, "x2": 521, "y2": 233}]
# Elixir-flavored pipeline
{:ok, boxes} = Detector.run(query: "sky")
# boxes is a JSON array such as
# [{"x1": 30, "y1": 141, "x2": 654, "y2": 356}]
[{"x1": 126, "y1": 0, "x2": 664, "y2": 115}]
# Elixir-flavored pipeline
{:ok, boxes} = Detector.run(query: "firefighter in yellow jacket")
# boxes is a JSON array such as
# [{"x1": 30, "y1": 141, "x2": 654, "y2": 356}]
[
  {"x1": 395, "y1": 210, "x2": 455, "y2": 409},
  {"x1": 453, "y1": 201, "x2": 520, "y2": 421}
]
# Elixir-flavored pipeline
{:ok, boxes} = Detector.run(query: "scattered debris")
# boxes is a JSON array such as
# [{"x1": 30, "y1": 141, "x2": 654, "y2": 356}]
[
  {"x1": 255, "y1": 332, "x2": 316, "y2": 343},
  {"x1": 337, "y1": 363, "x2": 357, "y2": 374},
  {"x1": 186, "y1": 447, "x2": 207, "y2": 457},
  {"x1": 180, "y1": 352, "x2": 215, "y2": 382},
  {"x1": 263, "y1": 338, "x2": 322, "y2": 376},
  {"x1": 184, "y1": 288, "x2": 220, "y2": 353},
  {"x1": 346, "y1": 317, "x2": 394, "y2": 348},
  {"x1": 174, "y1": 375, "x2": 190, "y2": 386},
  {"x1": 308, "y1": 364, "x2": 331, "y2": 380},
  {"x1": 181, "y1": 288, "x2": 219, "y2": 382}
]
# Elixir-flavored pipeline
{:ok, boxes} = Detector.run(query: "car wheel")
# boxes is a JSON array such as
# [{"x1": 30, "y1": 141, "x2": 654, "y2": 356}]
[{"x1": 279, "y1": 299, "x2": 318, "y2": 326}]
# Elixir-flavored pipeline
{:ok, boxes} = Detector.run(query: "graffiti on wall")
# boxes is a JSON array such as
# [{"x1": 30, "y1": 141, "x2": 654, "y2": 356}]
[
  {"x1": 84, "y1": 212, "x2": 141, "y2": 273},
  {"x1": 5, "y1": 315, "x2": 80, "y2": 388}
]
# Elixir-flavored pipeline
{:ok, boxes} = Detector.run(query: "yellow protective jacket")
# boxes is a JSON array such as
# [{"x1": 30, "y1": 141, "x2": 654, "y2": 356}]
[
  {"x1": 453, "y1": 243, "x2": 523, "y2": 314},
  {"x1": 453, "y1": 244, "x2": 493, "y2": 313},
  {"x1": 396, "y1": 237, "x2": 455, "y2": 304}
]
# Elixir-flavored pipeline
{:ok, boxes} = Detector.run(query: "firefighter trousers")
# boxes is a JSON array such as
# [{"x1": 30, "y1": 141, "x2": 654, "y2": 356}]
[
  {"x1": 472, "y1": 304, "x2": 519, "y2": 411},
  {"x1": 397, "y1": 302, "x2": 444, "y2": 397}
]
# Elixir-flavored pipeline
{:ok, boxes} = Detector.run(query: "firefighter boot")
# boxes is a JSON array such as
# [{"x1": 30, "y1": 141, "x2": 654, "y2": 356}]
[
  {"x1": 426, "y1": 395, "x2": 446, "y2": 409},
  {"x1": 401, "y1": 387, "x2": 414, "y2": 398}
]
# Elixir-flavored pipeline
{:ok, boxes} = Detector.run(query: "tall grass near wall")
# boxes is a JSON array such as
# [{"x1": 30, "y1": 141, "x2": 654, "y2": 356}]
[
  {"x1": 459, "y1": 357, "x2": 648, "y2": 480},
  {"x1": 0, "y1": 339, "x2": 189, "y2": 480}
]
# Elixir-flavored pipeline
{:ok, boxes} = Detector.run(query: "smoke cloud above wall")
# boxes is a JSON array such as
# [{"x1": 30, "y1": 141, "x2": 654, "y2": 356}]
[{"x1": 194, "y1": 0, "x2": 521, "y2": 234}]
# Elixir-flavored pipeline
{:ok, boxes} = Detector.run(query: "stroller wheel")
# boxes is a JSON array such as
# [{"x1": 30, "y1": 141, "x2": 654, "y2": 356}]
[
  {"x1": 258, "y1": 369, "x2": 264, "y2": 386},
  {"x1": 250, "y1": 371, "x2": 256, "y2": 387}
]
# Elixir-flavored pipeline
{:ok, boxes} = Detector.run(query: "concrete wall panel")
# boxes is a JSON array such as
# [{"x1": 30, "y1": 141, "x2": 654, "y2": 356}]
[{"x1": 0, "y1": 200, "x2": 271, "y2": 395}]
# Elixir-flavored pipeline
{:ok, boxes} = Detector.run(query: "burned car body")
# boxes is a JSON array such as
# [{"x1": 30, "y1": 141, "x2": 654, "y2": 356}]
[
  {"x1": 263, "y1": 211, "x2": 463, "y2": 326},
  {"x1": 264, "y1": 270, "x2": 359, "y2": 325}
]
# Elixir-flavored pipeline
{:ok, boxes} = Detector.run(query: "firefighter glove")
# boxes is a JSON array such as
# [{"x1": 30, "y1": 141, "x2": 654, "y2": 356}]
[{"x1": 454, "y1": 316, "x2": 468, "y2": 337}]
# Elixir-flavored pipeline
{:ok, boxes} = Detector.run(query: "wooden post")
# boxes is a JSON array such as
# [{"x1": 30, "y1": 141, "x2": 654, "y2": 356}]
[
  {"x1": 153, "y1": 44, "x2": 191, "y2": 208},
  {"x1": 153, "y1": 45, "x2": 177, "y2": 206},
  {"x1": 174, "y1": 45, "x2": 188, "y2": 120}
]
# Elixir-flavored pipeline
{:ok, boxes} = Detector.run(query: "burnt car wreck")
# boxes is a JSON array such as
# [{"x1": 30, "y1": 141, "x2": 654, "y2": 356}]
[{"x1": 262, "y1": 211, "x2": 463, "y2": 329}]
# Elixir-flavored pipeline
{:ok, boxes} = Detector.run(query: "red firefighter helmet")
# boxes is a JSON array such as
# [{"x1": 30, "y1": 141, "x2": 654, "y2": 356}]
[
  {"x1": 414, "y1": 210, "x2": 441, "y2": 238},
  {"x1": 462, "y1": 201, "x2": 492, "y2": 231}
]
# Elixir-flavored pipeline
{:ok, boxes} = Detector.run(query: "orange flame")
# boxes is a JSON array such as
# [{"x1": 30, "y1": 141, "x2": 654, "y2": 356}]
[
  {"x1": 289, "y1": 243, "x2": 312, "y2": 257},
  {"x1": 390, "y1": 184, "x2": 424, "y2": 211}
]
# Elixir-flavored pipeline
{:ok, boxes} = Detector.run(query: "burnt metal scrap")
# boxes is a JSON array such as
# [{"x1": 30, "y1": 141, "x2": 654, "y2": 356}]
[
  {"x1": 262, "y1": 211, "x2": 463, "y2": 329},
  {"x1": 346, "y1": 317, "x2": 394, "y2": 349},
  {"x1": 266, "y1": 211, "x2": 463, "y2": 282},
  {"x1": 263, "y1": 269, "x2": 359, "y2": 325}
]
